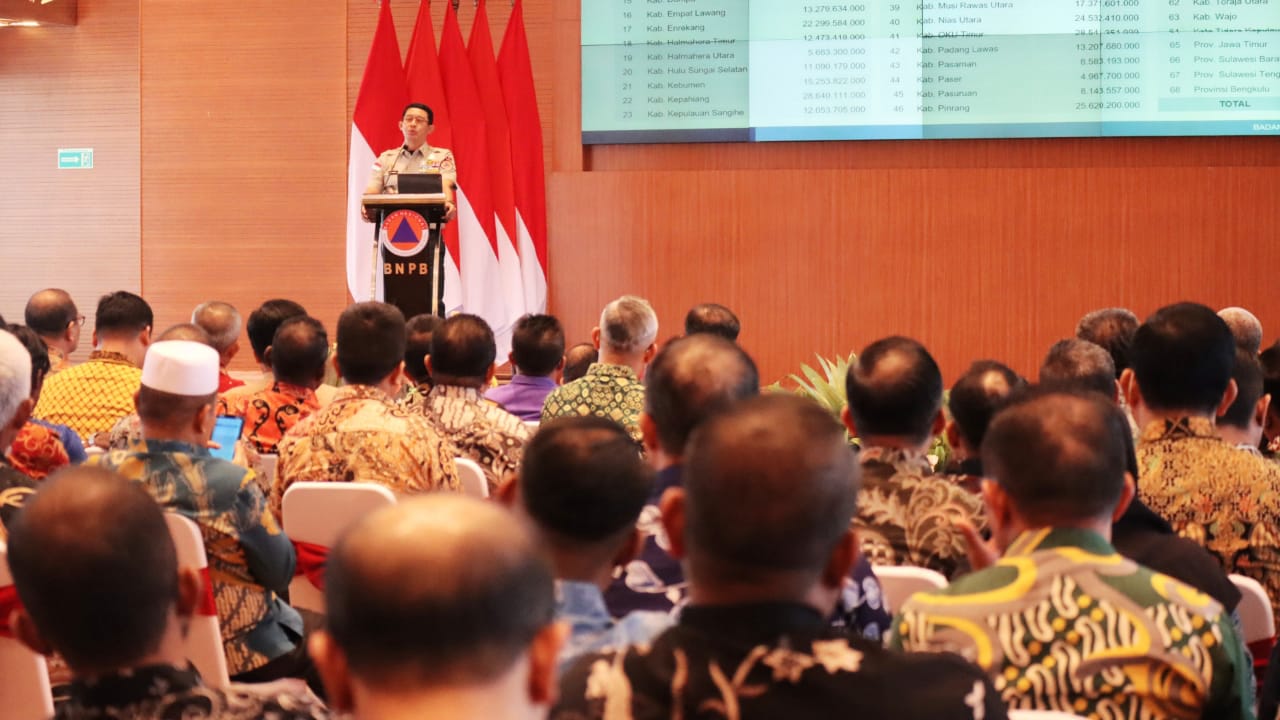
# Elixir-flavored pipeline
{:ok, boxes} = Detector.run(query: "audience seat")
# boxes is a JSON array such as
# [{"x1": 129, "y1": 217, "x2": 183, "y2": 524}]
[
  {"x1": 872, "y1": 565, "x2": 947, "y2": 614},
  {"x1": 163, "y1": 514, "x2": 231, "y2": 688},
  {"x1": 454, "y1": 457, "x2": 489, "y2": 499},
  {"x1": 0, "y1": 545, "x2": 54, "y2": 720},
  {"x1": 1229, "y1": 573, "x2": 1275, "y2": 691},
  {"x1": 281, "y1": 482, "x2": 398, "y2": 614}
]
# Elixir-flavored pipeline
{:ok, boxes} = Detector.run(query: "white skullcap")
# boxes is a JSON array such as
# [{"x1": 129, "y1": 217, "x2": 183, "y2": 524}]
[{"x1": 141, "y1": 340, "x2": 220, "y2": 396}]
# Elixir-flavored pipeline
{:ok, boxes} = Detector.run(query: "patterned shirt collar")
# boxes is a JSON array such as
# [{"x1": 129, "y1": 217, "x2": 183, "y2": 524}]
[
  {"x1": 332, "y1": 384, "x2": 395, "y2": 405},
  {"x1": 427, "y1": 384, "x2": 486, "y2": 403},
  {"x1": 87, "y1": 350, "x2": 137, "y2": 367},
  {"x1": 127, "y1": 438, "x2": 210, "y2": 457},
  {"x1": 1003, "y1": 527, "x2": 1117, "y2": 558},
  {"x1": 584, "y1": 363, "x2": 640, "y2": 382},
  {"x1": 857, "y1": 445, "x2": 933, "y2": 473},
  {"x1": 269, "y1": 380, "x2": 319, "y2": 401},
  {"x1": 1138, "y1": 416, "x2": 1218, "y2": 444},
  {"x1": 67, "y1": 663, "x2": 201, "y2": 710}
]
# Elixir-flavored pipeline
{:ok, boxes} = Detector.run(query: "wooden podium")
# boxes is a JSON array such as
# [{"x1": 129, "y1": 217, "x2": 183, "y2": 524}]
[{"x1": 362, "y1": 191, "x2": 449, "y2": 319}]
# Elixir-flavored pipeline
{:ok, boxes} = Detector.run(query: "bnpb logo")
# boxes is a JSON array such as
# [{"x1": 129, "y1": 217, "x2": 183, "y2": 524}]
[{"x1": 381, "y1": 210, "x2": 430, "y2": 258}]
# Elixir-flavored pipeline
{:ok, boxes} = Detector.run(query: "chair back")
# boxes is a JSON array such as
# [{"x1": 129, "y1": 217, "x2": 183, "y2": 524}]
[
  {"x1": 163, "y1": 514, "x2": 231, "y2": 688},
  {"x1": 1008, "y1": 712, "x2": 1090, "y2": 719},
  {"x1": 0, "y1": 546, "x2": 54, "y2": 720},
  {"x1": 250, "y1": 452, "x2": 279, "y2": 496},
  {"x1": 281, "y1": 482, "x2": 398, "y2": 613},
  {"x1": 873, "y1": 564, "x2": 948, "y2": 613},
  {"x1": 454, "y1": 457, "x2": 489, "y2": 499},
  {"x1": 1230, "y1": 573, "x2": 1276, "y2": 643}
]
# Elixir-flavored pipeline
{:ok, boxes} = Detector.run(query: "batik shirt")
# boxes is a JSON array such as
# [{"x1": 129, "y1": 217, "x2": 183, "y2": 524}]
[
  {"x1": 55, "y1": 664, "x2": 328, "y2": 720},
  {"x1": 34, "y1": 350, "x2": 141, "y2": 442},
  {"x1": 854, "y1": 446, "x2": 988, "y2": 580},
  {"x1": 90, "y1": 440, "x2": 303, "y2": 675},
  {"x1": 553, "y1": 603, "x2": 1006, "y2": 720},
  {"x1": 274, "y1": 385, "x2": 460, "y2": 520},
  {"x1": 7, "y1": 421, "x2": 70, "y2": 479},
  {"x1": 0, "y1": 460, "x2": 36, "y2": 543},
  {"x1": 541, "y1": 363, "x2": 645, "y2": 442},
  {"x1": 889, "y1": 528, "x2": 1253, "y2": 719},
  {"x1": 219, "y1": 381, "x2": 322, "y2": 455},
  {"x1": 409, "y1": 384, "x2": 530, "y2": 493},
  {"x1": 1137, "y1": 416, "x2": 1280, "y2": 627}
]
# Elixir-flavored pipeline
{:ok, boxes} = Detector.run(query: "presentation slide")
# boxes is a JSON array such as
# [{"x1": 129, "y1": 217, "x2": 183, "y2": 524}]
[{"x1": 581, "y1": 0, "x2": 1280, "y2": 143}]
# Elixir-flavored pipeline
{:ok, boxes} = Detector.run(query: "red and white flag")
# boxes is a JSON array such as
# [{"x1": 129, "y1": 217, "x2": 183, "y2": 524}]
[
  {"x1": 405, "y1": 0, "x2": 463, "y2": 314},
  {"x1": 498, "y1": 0, "x2": 549, "y2": 313},
  {"x1": 469, "y1": 0, "x2": 528, "y2": 331},
  {"x1": 440, "y1": 1, "x2": 514, "y2": 352},
  {"x1": 345, "y1": 0, "x2": 408, "y2": 302}
]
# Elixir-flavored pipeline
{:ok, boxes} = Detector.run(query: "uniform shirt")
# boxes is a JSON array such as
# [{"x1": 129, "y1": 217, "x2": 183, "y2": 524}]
[
  {"x1": 541, "y1": 363, "x2": 645, "y2": 443},
  {"x1": 55, "y1": 664, "x2": 328, "y2": 720},
  {"x1": 0, "y1": 459, "x2": 37, "y2": 543},
  {"x1": 90, "y1": 440, "x2": 303, "y2": 676},
  {"x1": 890, "y1": 527, "x2": 1253, "y2": 719},
  {"x1": 485, "y1": 374, "x2": 558, "y2": 422},
  {"x1": 1137, "y1": 416, "x2": 1280, "y2": 626},
  {"x1": 409, "y1": 384, "x2": 530, "y2": 493},
  {"x1": 34, "y1": 350, "x2": 141, "y2": 442},
  {"x1": 365, "y1": 144, "x2": 457, "y2": 194},
  {"x1": 274, "y1": 385, "x2": 460, "y2": 520},
  {"x1": 7, "y1": 421, "x2": 70, "y2": 479},
  {"x1": 854, "y1": 446, "x2": 988, "y2": 580},
  {"x1": 219, "y1": 381, "x2": 322, "y2": 455},
  {"x1": 553, "y1": 603, "x2": 1006, "y2": 720}
]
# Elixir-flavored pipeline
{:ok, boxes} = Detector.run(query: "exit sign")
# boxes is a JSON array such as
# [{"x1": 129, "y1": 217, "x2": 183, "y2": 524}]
[{"x1": 57, "y1": 148, "x2": 93, "y2": 169}]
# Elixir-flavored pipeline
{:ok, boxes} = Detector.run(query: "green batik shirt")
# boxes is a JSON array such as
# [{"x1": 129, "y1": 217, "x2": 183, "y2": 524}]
[
  {"x1": 889, "y1": 527, "x2": 1253, "y2": 720},
  {"x1": 540, "y1": 363, "x2": 644, "y2": 442},
  {"x1": 91, "y1": 439, "x2": 303, "y2": 676}
]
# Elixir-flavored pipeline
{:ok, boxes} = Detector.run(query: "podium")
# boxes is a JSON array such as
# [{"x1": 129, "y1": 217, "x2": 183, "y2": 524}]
[{"x1": 362, "y1": 191, "x2": 449, "y2": 319}]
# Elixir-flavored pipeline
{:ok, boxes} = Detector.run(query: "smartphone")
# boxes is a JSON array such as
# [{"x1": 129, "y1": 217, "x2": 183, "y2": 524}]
[{"x1": 210, "y1": 416, "x2": 245, "y2": 462}]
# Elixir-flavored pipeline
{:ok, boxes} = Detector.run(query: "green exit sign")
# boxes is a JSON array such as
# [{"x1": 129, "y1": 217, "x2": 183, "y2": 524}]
[{"x1": 57, "y1": 148, "x2": 94, "y2": 170}]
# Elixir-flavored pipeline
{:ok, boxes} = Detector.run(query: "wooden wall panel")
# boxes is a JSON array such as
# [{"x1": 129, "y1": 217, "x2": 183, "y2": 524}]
[
  {"x1": 140, "y1": 1, "x2": 348, "y2": 362},
  {"x1": 0, "y1": 0, "x2": 139, "y2": 361}
]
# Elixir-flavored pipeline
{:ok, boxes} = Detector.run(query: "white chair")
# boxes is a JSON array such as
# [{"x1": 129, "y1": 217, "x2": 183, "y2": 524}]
[
  {"x1": 1008, "y1": 712, "x2": 1089, "y2": 719},
  {"x1": 873, "y1": 565, "x2": 948, "y2": 613},
  {"x1": 164, "y1": 514, "x2": 231, "y2": 688},
  {"x1": 1229, "y1": 573, "x2": 1276, "y2": 644},
  {"x1": 0, "y1": 546, "x2": 54, "y2": 720},
  {"x1": 281, "y1": 482, "x2": 397, "y2": 614},
  {"x1": 455, "y1": 457, "x2": 489, "y2": 499},
  {"x1": 523, "y1": 420, "x2": 540, "y2": 434}
]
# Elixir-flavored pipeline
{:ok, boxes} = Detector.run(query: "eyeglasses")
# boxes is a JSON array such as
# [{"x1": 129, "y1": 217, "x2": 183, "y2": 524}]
[{"x1": 71, "y1": 315, "x2": 86, "y2": 328}]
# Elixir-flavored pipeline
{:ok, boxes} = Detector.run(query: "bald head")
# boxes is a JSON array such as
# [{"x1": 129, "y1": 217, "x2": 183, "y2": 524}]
[
  {"x1": 562, "y1": 342, "x2": 597, "y2": 384},
  {"x1": 325, "y1": 495, "x2": 555, "y2": 688},
  {"x1": 683, "y1": 394, "x2": 858, "y2": 590},
  {"x1": 7, "y1": 466, "x2": 178, "y2": 671},
  {"x1": 191, "y1": 301, "x2": 242, "y2": 355},
  {"x1": 948, "y1": 360, "x2": 1024, "y2": 451},
  {"x1": 24, "y1": 289, "x2": 78, "y2": 341},
  {"x1": 645, "y1": 334, "x2": 759, "y2": 454},
  {"x1": 1076, "y1": 308, "x2": 1139, "y2": 378},
  {"x1": 1219, "y1": 307, "x2": 1263, "y2": 355},
  {"x1": 1040, "y1": 338, "x2": 1116, "y2": 398},
  {"x1": 684, "y1": 303, "x2": 740, "y2": 342},
  {"x1": 158, "y1": 323, "x2": 213, "y2": 345},
  {"x1": 845, "y1": 336, "x2": 943, "y2": 443},
  {"x1": 271, "y1": 316, "x2": 329, "y2": 388}
]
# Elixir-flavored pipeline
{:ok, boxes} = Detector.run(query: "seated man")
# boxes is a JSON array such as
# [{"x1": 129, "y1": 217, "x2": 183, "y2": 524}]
[
  {"x1": 107, "y1": 323, "x2": 213, "y2": 450},
  {"x1": 486, "y1": 313, "x2": 564, "y2": 422},
  {"x1": 844, "y1": 336, "x2": 987, "y2": 579},
  {"x1": 0, "y1": 329, "x2": 37, "y2": 541},
  {"x1": 542, "y1": 295, "x2": 657, "y2": 442},
  {"x1": 683, "y1": 302, "x2": 741, "y2": 341},
  {"x1": 6, "y1": 325, "x2": 81, "y2": 478},
  {"x1": 7, "y1": 466, "x2": 326, "y2": 719},
  {"x1": 1219, "y1": 306, "x2": 1264, "y2": 355},
  {"x1": 309, "y1": 495, "x2": 566, "y2": 720},
  {"x1": 91, "y1": 340, "x2": 308, "y2": 684},
  {"x1": 508, "y1": 416, "x2": 670, "y2": 671},
  {"x1": 24, "y1": 288, "x2": 81, "y2": 374},
  {"x1": 400, "y1": 313, "x2": 442, "y2": 402},
  {"x1": 192, "y1": 300, "x2": 246, "y2": 393},
  {"x1": 223, "y1": 316, "x2": 328, "y2": 455},
  {"x1": 411, "y1": 314, "x2": 529, "y2": 492},
  {"x1": 35, "y1": 290, "x2": 152, "y2": 444},
  {"x1": 1218, "y1": 347, "x2": 1270, "y2": 454},
  {"x1": 944, "y1": 359, "x2": 1023, "y2": 484},
  {"x1": 561, "y1": 342, "x2": 597, "y2": 385},
  {"x1": 554, "y1": 395, "x2": 1005, "y2": 719},
  {"x1": 1125, "y1": 302, "x2": 1280, "y2": 624},
  {"x1": 275, "y1": 302, "x2": 459, "y2": 519},
  {"x1": 891, "y1": 390, "x2": 1252, "y2": 718},
  {"x1": 222, "y1": 299, "x2": 337, "y2": 407}
]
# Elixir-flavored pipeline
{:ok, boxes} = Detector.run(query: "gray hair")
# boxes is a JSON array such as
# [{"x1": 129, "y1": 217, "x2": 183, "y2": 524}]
[
  {"x1": 1218, "y1": 307, "x2": 1263, "y2": 355},
  {"x1": 599, "y1": 295, "x2": 658, "y2": 355},
  {"x1": 191, "y1": 301, "x2": 242, "y2": 353},
  {"x1": 0, "y1": 331, "x2": 33, "y2": 426}
]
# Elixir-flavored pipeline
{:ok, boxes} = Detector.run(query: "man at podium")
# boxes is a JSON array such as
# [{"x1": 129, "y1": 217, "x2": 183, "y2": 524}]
[{"x1": 362, "y1": 103, "x2": 457, "y2": 222}]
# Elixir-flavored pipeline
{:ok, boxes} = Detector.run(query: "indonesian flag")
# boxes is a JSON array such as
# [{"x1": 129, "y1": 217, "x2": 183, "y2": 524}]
[
  {"x1": 440, "y1": 1, "x2": 513, "y2": 353},
  {"x1": 469, "y1": 0, "x2": 528, "y2": 332},
  {"x1": 345, "y1": 0, "x2": 408, "y2": 302},
  {"x1": 405, "y1": 0, "x2": 462, "y2": 314},
  {"x1": 497, "y1": 0, "x2": 549, "y2": 313}
]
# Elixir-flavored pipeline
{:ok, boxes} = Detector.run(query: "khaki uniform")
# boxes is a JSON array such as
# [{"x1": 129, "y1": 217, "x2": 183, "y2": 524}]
[{"x1": 365, "y1": 144, "x2": 457, "y2": 195}]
